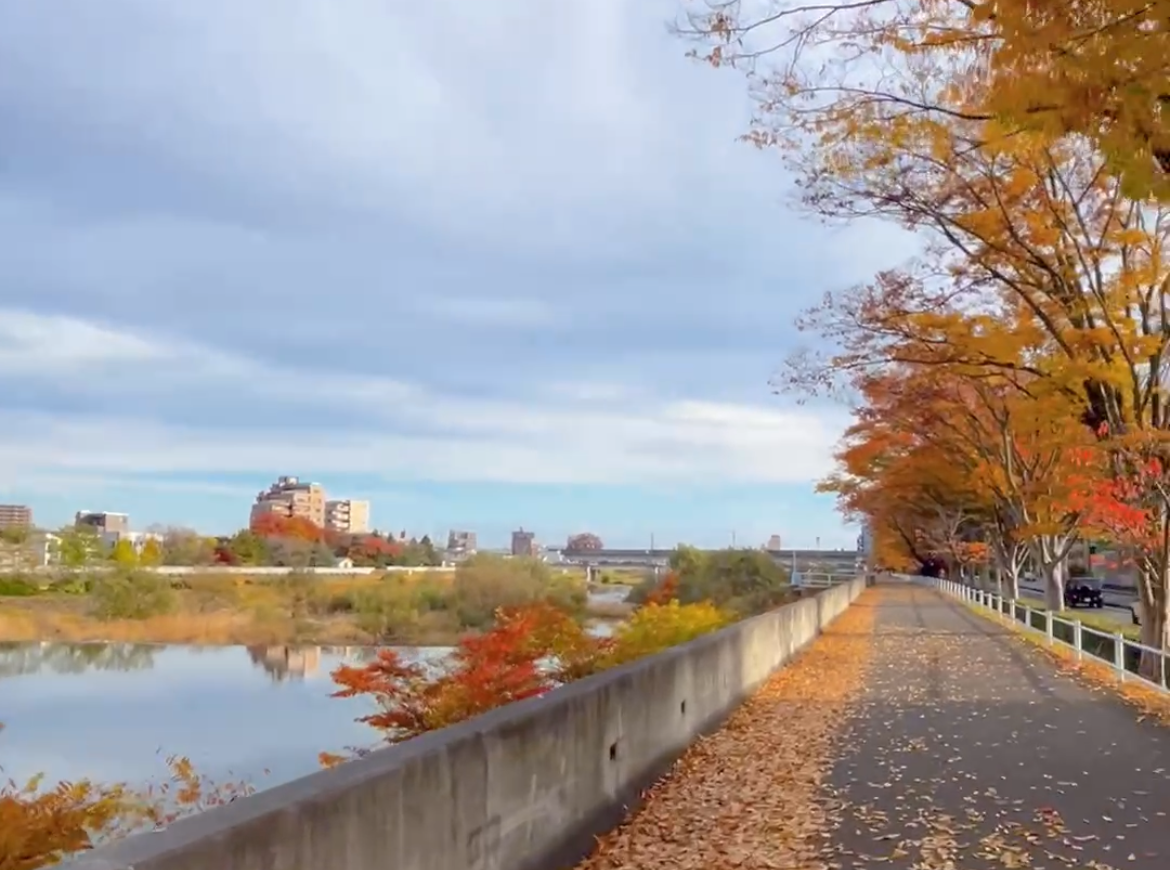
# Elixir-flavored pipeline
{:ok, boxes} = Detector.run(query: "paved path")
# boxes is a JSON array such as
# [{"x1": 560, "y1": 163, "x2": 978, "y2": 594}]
[{"x1": 828, "y1": 583, "x2": 1170, "y2": 869}]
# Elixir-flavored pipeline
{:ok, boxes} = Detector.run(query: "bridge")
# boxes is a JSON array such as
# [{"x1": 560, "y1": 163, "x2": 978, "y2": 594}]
[
  {"x1": 552, "y1": 546, "x2": 860, "y2": 572},
  {"x1": 61, "y1": 575, "x2": 1168, "y2": 870}
]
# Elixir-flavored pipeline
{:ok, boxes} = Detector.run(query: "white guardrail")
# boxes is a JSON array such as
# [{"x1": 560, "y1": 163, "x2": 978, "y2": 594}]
[
  {"x1": 792, "y1": 571, "x2": 859, "y2": 589},
  {"x1": 924, "y1": 576, "x2": 1170, "y2": 692}
]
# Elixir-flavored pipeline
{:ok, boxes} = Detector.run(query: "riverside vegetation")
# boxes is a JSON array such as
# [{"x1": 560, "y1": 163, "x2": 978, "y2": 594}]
[
  {"x1": 0, "y1": 555, "x2": 593, "y2": 646},
  {"x1": 2, "y1": 552, "x2": 796, "y2": 869}
]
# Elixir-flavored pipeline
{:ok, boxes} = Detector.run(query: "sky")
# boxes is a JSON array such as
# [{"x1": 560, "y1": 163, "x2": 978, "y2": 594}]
[{"x1": 0, "y1": 0, "x2": 913, "y2": 549}]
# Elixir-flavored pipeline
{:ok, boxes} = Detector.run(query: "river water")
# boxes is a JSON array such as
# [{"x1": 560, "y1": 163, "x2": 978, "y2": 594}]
[{"x1": 0, "y1": 587, "x2": 630, "y2": 792}]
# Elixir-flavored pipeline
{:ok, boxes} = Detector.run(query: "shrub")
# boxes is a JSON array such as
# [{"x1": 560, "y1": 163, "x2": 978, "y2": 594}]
[
  {"x1": 0, "y1": 722, "x2": 253, "y2": 870},
  {"x1": 666, "y1": 548, "x2": 792, "y2": 616},
  {"x1": 90, "y1": 571, "x2": 177, "y2": 620},
  {"x1": 451, "y1": 555, "x2": 584, "y2": 628},
  {"x1": 326, "y1": 602, "x2": 595, "y2": 751},
  {"x1": 603, "y1": 600, "x2": 731, "y2": 667},
  {"x1": 323, "y1": 597, "x2": 731, "y2": 758},
  {"x1": 0, "y1": 575, "x2": 39, "y2": 597}
]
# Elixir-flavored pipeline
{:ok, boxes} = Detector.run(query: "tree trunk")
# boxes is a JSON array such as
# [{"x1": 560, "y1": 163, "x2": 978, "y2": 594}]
[
  {"x1": 1043, "y1": 558, "x2": 1066, "y2": 612},
  {"x1": 1004, "y1": 567, "x2": 1020, "y2": 601},
  {"x1": 1135, "y1": 558, "x2": 1170, "y2": 681},
  {"x1": 1033, "y1": 535, "x2": 1069, "y2": 612}
]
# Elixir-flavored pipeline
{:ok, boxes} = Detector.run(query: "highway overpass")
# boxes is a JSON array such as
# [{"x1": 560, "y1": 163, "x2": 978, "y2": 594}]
[{"x1": 550, "y1": 547, "x2": 861, "y2": 572}]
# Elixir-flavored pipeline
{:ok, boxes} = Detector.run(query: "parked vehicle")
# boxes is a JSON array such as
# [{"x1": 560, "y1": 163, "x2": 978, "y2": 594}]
[{"x1": 1064, "y1": 577, "x2": 1104, "y2": 609}]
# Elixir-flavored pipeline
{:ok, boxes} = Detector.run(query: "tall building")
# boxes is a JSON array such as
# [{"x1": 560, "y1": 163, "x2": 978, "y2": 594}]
[
  {"x1": 858, "y1": 522, "x2": 874, "y2": 556},
  {"x1": 75, "y1": 511, "x2": 130, "y2": 535},
  {"x1": 511, "y1": 527, "x2": 536, "y2": 557},
  {"x1": 251, "y1": 476, "x2": 326, "y2": 528},
  {"x1": 0, "y1": 505, "x2": 32, "y2": 529},
  {"x1": 765, "y1": 534, "x2": 783, "y2": 552},
  {"x1": 325, "y1": 499, "x2": 371, "y2": 535},
  {"x1": 447, "y1": 529, "x2": 478, "y2": 553}
]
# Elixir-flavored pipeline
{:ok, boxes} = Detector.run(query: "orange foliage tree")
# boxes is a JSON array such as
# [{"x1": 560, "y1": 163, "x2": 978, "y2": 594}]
[
  {"x1": 0, "y1": 724, "x2": 254, "y2": 870},
  {"x1": 249, "y1": 513, "x2": 325, "y2": 543},
  {"x1": 685, "y1": 0, "x2": 1170, "y2": 647},
  {"x1": 322, "y1": 592, "x2": 732, "y2": 759}
]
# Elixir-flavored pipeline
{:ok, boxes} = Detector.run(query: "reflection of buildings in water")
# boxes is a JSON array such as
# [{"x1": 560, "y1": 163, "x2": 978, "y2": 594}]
[
  {"x1": 0, "y1": 642, "x2": 156, "y2": 678},
  {"x1": 246, "y1": 645, "x2": 322, "y2": 682},
  {"x1": 321, "y1": 645, "x2": 378, "y2": 663}
]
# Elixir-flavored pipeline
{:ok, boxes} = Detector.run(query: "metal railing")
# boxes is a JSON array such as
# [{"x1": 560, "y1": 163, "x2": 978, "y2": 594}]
[
  {"x1": 924, "y1": 576, "x2": 1170, "y2": 693},
  {"x1": 792, "y1": 571, "x2": 858, "y2": 589}
]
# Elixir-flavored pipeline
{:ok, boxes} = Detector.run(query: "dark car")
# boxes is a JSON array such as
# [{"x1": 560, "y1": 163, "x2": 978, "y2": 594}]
[{"x1": 1064, "y1": 577, "x2": 1104, "y2": 609}]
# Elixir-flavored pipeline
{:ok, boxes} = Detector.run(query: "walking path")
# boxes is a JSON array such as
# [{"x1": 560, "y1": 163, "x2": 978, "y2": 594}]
[
  {"x1": 828, "y1": 583, "x2": 1170, "y2": 869},
  {"x1": 577, "y1": 583, "x2": 1170, "y2": 870}
]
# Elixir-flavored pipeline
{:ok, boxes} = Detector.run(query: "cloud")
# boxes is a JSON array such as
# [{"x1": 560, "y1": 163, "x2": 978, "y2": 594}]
[
  {"x1": 0, "y1": 0, "x2": 911, "y2": 526},
  {"x1": 0, "y1": 310, "x2": 844, "y2": 486}
]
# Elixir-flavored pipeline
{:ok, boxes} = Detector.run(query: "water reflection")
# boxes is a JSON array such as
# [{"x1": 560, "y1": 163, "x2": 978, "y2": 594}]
[
  {"x1": 243, "y1": 646, "x2": 389, "y2": 682},
  {"x1": 0, "y1": 641, "x2": 157, "y2": 677}
]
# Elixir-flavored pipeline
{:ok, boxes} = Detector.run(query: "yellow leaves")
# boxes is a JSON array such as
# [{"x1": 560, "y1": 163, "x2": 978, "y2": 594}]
[
  {"x1": 603, "y1": 600, "x2": 732, "y2": 668},
  {"x1": 0, "y1": 722, "x2": 256, "y2": 870}
]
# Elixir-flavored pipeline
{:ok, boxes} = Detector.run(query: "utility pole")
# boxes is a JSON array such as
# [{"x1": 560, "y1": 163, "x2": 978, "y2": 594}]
[{"x1": 731, "y1": 530, "x2": 737, "y2": 547}]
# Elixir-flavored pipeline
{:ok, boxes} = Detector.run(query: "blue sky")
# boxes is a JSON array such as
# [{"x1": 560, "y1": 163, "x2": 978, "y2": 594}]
[{"x1": 0, "y1": 0, "x2": 912, "y2": 548}]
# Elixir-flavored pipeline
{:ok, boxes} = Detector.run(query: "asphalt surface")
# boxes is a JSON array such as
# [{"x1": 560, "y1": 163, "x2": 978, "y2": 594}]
[
  {"x1": 824, "y1": 583, "x2": 1170, "y2": 869},
  {"x1": 1017, "y1": 580, "x2": 1136, "y2": 625}
]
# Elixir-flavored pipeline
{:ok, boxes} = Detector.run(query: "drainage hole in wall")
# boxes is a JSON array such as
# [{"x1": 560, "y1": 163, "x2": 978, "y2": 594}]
[
  {"x1": 608, "y1": 742, "x2": 618, "y2": 761},
  {"x1": 680, "y1": 700, "x2": 687, "y2": 716}
]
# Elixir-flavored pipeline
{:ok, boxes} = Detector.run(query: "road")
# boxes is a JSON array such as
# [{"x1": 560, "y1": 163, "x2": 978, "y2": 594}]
[{"x1": 1016, "y1": 579, "x2": 1136, "y2": 627}]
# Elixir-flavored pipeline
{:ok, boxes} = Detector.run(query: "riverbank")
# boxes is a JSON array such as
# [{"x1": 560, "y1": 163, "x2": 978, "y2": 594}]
[{"x1": 0, "y1": 563, "x2": 621, "y2": 646}]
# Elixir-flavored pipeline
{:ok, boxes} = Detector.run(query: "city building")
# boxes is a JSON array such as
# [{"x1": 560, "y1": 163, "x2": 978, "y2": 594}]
[
  {"x1": 765, "y1": 534, "x2": 783, "y2": 552},
  {"x1": 75, "y1": 511, "x2": 130, "y2": 535},
  {"x1": 566, "y1": 532, "x2": 603, "y2": 552},
  {"x1": 858, "y1": 522, "x2": 874, "y2": 557},
  {"x1": 251, "y1": 476, "x2": 326, "y2": 528},
  {"x1": 511, "y1": 527, "x2": 537, "y2": 557},
  {"x1": 447, "y1": 529, "x2": 478, "y2": 553},
  {"x1": 0, "y1": 504, "x2": 32, "y2": 529},
  {"x1": 325, "y1": 499, "x2": 371, "y2": 535}
]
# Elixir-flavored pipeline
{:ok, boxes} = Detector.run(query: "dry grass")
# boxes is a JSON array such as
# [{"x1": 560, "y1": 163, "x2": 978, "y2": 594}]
[
  {"x1": 576, "y1": 589, "x2": 877, "y2": 870},
  {"x1": 584, "y1": 600, "x2": 635, "y2": 619},
  {"x1": 0, "y1": 568, "x2": 573, "y2": 646}
]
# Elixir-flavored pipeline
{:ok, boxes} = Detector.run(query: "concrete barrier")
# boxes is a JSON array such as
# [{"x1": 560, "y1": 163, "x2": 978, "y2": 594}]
[{"x1": 60, "y1": 578, "x2": 867, "y2": 870}]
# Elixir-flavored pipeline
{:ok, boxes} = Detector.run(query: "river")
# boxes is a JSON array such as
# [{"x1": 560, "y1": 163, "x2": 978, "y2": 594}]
[{"x1": 0, "y1": 587, "x2": 630, "y2": 793}]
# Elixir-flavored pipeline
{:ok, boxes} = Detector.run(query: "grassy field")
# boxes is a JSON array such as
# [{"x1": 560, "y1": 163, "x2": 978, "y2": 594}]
[{"x1": 0, "y1": 565, "x2": 612, "y2": 646}]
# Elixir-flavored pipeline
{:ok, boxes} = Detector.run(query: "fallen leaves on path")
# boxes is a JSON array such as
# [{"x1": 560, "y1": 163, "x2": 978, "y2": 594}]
[
  {"x1": 575, "y1": 591, "x2": 879, "y2": 870},
  {"x1": 972, "y1": 601, "x2": 1170, "y2": 729}
]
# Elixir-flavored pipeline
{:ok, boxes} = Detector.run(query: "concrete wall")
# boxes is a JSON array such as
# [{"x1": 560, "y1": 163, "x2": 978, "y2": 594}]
[{"x1": 60, "y1": 578, "x2": 867, "y2": 870}]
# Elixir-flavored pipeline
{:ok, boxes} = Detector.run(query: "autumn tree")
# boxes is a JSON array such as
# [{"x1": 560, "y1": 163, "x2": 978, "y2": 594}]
[
  {"x1": 138, "y1": 537, "x2": 163, "y2": 567},
  {"x1": 678, "y1": 0, "x2": 1170, "y2": 198},
  {"x1": 110, "y1": 539, "x2": 138, "y2": 567},
  {"x1": 680, "y1": 0, "x2": 1170, "y2": 647},
  {"x1": 323, "y1": 595, "x2": 732, "y2": 759}
]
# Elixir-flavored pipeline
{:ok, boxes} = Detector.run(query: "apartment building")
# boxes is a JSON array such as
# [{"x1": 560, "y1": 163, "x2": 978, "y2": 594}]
[
  {"x1": 325, "y1": 499, "x2": 371, "y2": 535},
  {"x1": 251, "y1": 476, "x2": 326, "y2": 528},
  {"x1": 765, "y1": 534, "x2": 783, "y2": 552},
  {"x1": 447, "y1": 529, "x2": 477, "y2": 553},
  {"x1": 0, "y1": 504, "x2": 32, "y2": 529},
  {"x1": 511, "y1": 527, "x2": 536, "y2": 557},
  {"x1": 75, "y1": 511, "x2": 130, "y2": 535}
]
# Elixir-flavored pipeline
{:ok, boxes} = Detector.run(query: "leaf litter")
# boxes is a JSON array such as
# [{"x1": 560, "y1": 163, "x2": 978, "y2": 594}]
[
  {"x1": 574, "y1": 583, "x2": 1170, "y2": 869},
  {"x1": 574, "y1": 588, "x2": 880, "y2": 870},
  {"x1": 816, "y1": 584, "x2": 1162, "y2": 869}
]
